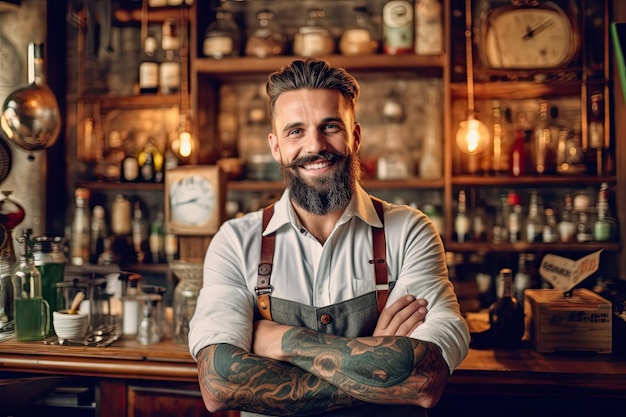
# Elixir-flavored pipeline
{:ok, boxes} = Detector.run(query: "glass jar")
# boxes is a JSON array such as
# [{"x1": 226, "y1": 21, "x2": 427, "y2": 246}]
[
  {"x1": 33, "y1": 235, "x2": 67, "y2": 314},
  {"x1": 245, "y1": 9, "x2": 285, "y2": 58},
  {"x1": 203, "y1": 9, "x2": 241, "y2": 59},
  {"x1": 170, "y1": 260, "x2": 203, "y2": 345},
  {"x1": 339, "y1": 7, "x2": 379, "y2": 56},
  {"x1": 293, "y1": 8, "x2": 335, "y2": 57}
]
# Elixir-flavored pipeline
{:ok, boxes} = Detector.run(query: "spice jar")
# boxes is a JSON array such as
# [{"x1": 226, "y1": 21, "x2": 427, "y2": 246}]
[
  {"x1": 203, "y1": 9, "x2": 241, "y2": 59},
  {"x1": 245, "y1": 9, "x2": 285, "y2": 58},
  {"x1": 293, "y1": 8, "x2": 335, "y2": 57},
  {"x1": 339, "y1": 7, "x2": 379, "y2": 56}
]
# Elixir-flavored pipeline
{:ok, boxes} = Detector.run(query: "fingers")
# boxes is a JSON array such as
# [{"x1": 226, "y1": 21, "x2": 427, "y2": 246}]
[{"x1": 374, "y1": 296, "x2": 428, "y2": 337}]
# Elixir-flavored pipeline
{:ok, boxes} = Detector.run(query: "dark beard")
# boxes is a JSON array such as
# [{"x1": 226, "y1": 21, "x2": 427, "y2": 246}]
[{"x1": 280, "y1": 151, "x2": 360, "y2": 216}]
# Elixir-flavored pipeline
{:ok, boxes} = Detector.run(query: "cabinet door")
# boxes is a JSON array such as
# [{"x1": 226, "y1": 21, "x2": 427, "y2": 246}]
[{"x1": 127, "y1": 382, "x2": 239, "y2": 417}]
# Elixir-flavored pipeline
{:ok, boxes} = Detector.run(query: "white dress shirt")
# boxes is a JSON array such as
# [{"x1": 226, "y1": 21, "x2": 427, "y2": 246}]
[{"x1": 188, "y1": 184, "x2": 470, "y2": 372}]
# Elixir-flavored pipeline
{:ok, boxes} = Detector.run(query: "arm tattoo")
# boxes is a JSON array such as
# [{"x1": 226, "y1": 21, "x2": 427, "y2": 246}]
[
  {"x1": 281, "y1": 328, "x2": 448, "y2": 405},
  {"x1": 198, "y1": 343, "x2": 363, "y2": 416}
]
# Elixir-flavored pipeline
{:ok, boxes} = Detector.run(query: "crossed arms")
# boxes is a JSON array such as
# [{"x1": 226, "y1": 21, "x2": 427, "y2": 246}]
[{"x1": 196, "y1": 295, "x2": 450, "y2": 416}]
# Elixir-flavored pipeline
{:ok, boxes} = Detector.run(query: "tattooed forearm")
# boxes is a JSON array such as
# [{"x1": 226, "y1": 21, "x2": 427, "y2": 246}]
[
  {"x1": 197, "y1": 343, "x2": 363, "y2": 416},
  {"x1": 281, "y1": 328, "x2": 449, "y2": 407}
]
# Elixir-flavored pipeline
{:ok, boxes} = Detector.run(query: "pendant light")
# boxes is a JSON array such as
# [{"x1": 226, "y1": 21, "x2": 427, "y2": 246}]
[
  {"x1": 455, "y1": 0, "x2": 490, "y2": 154},
  {"x1": 171, "y1": 6, "x2": 196, "y2": 161}
]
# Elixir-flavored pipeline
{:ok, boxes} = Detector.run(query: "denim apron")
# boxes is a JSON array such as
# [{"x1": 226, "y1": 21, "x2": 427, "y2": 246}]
[{"x1": 252, "y1": 198, "x2": 427, "y2": 417}]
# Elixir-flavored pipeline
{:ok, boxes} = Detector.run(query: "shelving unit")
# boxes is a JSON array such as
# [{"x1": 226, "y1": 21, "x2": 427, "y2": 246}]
[{"x1": 64, "y1": 0, "x2": 623, "y2": 280}]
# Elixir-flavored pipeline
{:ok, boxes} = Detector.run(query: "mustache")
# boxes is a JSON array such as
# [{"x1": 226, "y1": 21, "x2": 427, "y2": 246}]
[{"x1": 284, "y1": 151, "x2": 347, "y2": 169}]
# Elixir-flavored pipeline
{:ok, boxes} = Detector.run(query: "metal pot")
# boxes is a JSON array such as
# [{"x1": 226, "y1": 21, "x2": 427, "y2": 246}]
[{"x1": 0, "y1": 42, "x2": 60, "y2": 152}]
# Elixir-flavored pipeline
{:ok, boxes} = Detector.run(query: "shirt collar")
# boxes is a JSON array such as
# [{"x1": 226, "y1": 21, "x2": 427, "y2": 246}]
[{"x1": 263, "y1": 184, "x2": 383, "y2": 236}]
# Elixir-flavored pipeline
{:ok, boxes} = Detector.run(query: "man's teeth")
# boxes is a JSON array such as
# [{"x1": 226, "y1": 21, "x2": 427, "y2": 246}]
[{"x1": 303, "y1": 161, "x2": 331, "y2": 170}]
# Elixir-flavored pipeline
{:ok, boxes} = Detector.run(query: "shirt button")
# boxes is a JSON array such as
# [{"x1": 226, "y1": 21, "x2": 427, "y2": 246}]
[{"x1": 320, "y1": 314, "x2": 332, "y2": 325}]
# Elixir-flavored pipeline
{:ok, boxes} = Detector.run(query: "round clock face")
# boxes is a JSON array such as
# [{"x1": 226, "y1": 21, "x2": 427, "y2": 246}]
[
  {"x1": 169, "y1": 174, "x2": 216, "y2": 226},
  {"x1": 481, "y1": 5, "x2": 577, "y2": 69}
]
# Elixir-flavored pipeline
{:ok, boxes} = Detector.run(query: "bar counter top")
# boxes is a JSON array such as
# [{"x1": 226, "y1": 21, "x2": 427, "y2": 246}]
[{"x1": 1, "y1": 335, "x2": 625, "y2": 394}]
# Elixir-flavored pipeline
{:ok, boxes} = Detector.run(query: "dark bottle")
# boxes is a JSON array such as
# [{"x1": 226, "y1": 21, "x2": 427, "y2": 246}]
[
  {"x1": 489, "y1": 268, "x2": 524, "y2": 349},
  {"x1": 509, "y1": 128, "x2": 527, "y2": 177}
]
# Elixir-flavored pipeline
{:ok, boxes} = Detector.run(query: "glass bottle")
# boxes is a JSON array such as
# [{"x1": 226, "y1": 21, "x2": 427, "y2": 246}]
[
  {"x1": 382, "y1": 0, "x2": 414, "y2": 55},
  {"x1": 534, "y1": 100, "x2": 554, "y2": 175},
  {"x1": 492, "y1": 193, "x2": 509, "y2": 244},
  {"x1": 509, "y1": 128, "x2": 527, "y2": 177},
  {"x1": 488, "y1": 268, "x2": 524, "y2": 349},
  {"x1": 415, "y1": 0, "x2": 443, "y2": 55},
  {"x1": 138, "y1": 31, "x2": 159, "y2": 94},
  {"x1": 542, "y1": 207, "x2": 559, "y2": 243},
  {"x1": 525, "y1": 191, "x2": 543, "y2": 243},
  {"x1": 594, "y1": 182, "x2": 613, "y2": 242},
  {"x1": 575, "y1": 211, "x2": 594, "y2": 243},
  {"x1": 585, "y1": 92, "x2": 605, "y2": 176},
  {"x1": 245, "y1": 9, "x2": 285, "y2": 58},
  {"x1": 471, "y1": 201, "x2": 488, "y2": 242},
  {"x1": 90, "y1": 205, "x2": 107, "y2": 265},
  {"x1": 160, "y1": 17, "x2": 181, "y2": 95},
  {"x1": 507, "y1": 192, "x2": 522, "y2": 243},
  {"x1": 453, "y1": 190, "x2": 470, "y2": 244},
  {"x1": 513, "y1": 253, "x2": 531, "y2": 304},
  {"x1": 170, "y1": 260, "x2": 203, "y2": 345},
  {"x1": 339, "y1": 6, "x2": 379, "y2": 56},
  {"x1": 120, "y1": 132, "x2": 140, "y2": 183},
  {"x1": 557, "y1": 194, "x2": 577, "y2": 243},
  {"x1": 149, "y1": 210, "x2": 165, "y2": 264},
  {"x1": 70, "y1": 187, "x2": 91, "y2": 266},
  {"x1": 132, "y1": 201, "x2": 148, "y2": 264},
  {"x1": 377, "y1": 87, "x2": 412, "y2": 179},
  {"x1": 490, "y1": 100, "x2": 510, "y2": 175},
  {"x1": 12, "y1": 229, "x2": 50, "y2": 341},
  {"x1": 293, "y1": 8, "x2": 335, "y2": 57},
  {"x1": 203, "y1": 8, "x2": 241, "y2": 59},
  {"x1": 33, "y1": 235, "x2": 66, "y2": 319}
]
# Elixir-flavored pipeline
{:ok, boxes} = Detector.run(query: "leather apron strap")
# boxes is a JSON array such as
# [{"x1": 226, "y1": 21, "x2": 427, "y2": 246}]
[
  {"x1": 256, "y1": 204, "x2": 275, "y2": 320},
  {"x1": 370, "y1": 197, "x2": 389, "y2": 314},
  {"x1": 256, "y1": 198, "x2": 389, "y2": 319}
]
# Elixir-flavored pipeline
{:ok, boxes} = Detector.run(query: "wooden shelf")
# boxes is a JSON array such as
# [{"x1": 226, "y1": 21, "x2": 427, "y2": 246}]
[
  {"x1": 193, "y1": 54, "x2": 445, "y2": 78},
  {"x1": 75, "y1": 182, "x2": 164, "y2": 192},
  {"x1": 444, "y1": 241, "x2": 621, "y2": 253},
  {"x1": 78, "y1": 94, "x2": 182, "y2": 111},
  {"x1": 451, "y1": 175, "x2": 616, "y2": 187},
  {"x1": 450, "y1": 81, "x2": 583, "y2": 99},
  {"x1": 65, "y1": 263, "x2": 170, "y2": 276}
]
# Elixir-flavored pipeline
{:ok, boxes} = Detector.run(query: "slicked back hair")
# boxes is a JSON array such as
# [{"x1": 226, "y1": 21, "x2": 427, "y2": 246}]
[{"x1": 265, "y1": 58, "x2": 361, "y2": 120}]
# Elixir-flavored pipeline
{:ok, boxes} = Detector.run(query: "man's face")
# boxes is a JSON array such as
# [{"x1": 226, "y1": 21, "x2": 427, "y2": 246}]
[{"x1": 268, "y1": 88, "x2": 362, "y2": 215}]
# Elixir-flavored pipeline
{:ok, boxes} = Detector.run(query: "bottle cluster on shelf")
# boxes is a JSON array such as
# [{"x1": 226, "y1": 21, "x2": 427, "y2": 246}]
[
  {"x1": 457, "y1": 95, "x2": 613, "y2": 178},
  {"x1": 453, "y1": 182, "x2": 618, "y2": 246},
  {"x1": 69, "y1": 188, "x2": 178, "y2": 267},
  {"x1": 202, "y1": 0, "x2": 443, "y2": 59}
]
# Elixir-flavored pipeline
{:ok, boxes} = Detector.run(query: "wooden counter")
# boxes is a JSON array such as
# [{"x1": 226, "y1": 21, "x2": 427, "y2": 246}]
[{"x1": 1, "y1": 336, "x2": 625, "y2": 416}]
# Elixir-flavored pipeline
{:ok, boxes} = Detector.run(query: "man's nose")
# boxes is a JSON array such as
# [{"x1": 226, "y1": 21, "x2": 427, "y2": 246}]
[{"x1": 304, "y1": 131, "x2": 328, "y2": 154}]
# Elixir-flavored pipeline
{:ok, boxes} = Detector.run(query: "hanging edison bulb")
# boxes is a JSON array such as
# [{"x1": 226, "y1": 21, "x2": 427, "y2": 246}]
[
  {"x1": 456, "y1": 116, "x2": 490, "y2": 154},
  {"x1": 456, "y1": 0, "x2": 490, "y2": 155}
]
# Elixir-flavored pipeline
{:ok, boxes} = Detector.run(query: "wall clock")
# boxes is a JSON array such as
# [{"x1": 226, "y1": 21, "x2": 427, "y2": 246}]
[
  {"x1": 477, "y1": 0, "x2": 579, "y2": 70},
  {"x1": 164, "y1": 165, "x2": 226, "y2": 236}
]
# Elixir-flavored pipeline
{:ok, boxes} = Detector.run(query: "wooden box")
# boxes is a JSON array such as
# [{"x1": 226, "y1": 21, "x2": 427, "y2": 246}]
[{"x1": 523, "y1": 289, "x2": 612, "y2": 354}]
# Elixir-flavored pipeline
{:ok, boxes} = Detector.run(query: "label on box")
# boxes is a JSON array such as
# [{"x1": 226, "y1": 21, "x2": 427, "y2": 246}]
[{"x1": 539, "y1": 250, "x2": 602, "y2": 293}]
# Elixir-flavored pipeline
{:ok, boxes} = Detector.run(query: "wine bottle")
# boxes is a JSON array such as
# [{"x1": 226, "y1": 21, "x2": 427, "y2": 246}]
[{"x1": 489, "y1": 268, "x2": 524, "y2": 349}]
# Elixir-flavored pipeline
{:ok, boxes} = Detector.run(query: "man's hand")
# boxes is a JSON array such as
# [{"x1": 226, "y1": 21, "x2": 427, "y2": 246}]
[{"x1": 374, "y1": 295, "x2": 428, "y2": 337}]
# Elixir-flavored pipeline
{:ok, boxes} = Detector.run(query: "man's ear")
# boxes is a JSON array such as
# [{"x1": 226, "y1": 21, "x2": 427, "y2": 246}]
[
  {"x1": 352, "y1": 123, "x2": 362, "y2": 153},
  {"x1": 268, "y1": 132, "x2": 280, "y2": 162}
]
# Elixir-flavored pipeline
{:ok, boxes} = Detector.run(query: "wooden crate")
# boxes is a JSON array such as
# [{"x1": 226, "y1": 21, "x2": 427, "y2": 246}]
[{"x1": 523, "y1": 289, "x2": 612, "y2": 354}]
